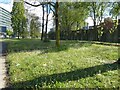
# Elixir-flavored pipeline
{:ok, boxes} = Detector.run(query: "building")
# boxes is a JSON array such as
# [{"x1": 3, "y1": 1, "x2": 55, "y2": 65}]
[{"x1": 0, "y1": 6, "x2": 12, "y2": 37}]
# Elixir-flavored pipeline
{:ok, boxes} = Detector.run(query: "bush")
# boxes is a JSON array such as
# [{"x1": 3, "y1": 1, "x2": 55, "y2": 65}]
[{"x1": 6, "y1": 29, "x2": 13, "y2": 38}]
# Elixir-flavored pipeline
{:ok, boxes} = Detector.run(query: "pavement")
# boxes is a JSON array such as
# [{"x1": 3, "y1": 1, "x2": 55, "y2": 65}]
[
  {"x1": 0, "y1": 41, "x2": 7, "y2": 89},
  {"x1": 0, "y1": 56, "x2": 7, "y2": 89}
]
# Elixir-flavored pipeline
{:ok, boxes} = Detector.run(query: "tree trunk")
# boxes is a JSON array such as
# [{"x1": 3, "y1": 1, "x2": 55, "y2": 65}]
[
  {"x1": 118, "y1": 19, "x2": 120, "y2": 42},
  {"x1": 44, "y1": 4, "x2": 49, "y2": 41},
  {"x1": 93, "y1": 2, "x2": 98, "y2": 41},
  {"x1": 76, "y1": 21, "x2": 79, "y2": 30},
  {"x1": 18, "y1": 30, "x2": 20, "y2": 39},
  {"x1": 117, "y1": 18, "x2": 120, "y2": 64},
  {"x1": 41, "y1": 5, "x2": 45, "y2": 41},
  {"x1": 55, "y1": 1, "x2": 60, "y2": 47}
]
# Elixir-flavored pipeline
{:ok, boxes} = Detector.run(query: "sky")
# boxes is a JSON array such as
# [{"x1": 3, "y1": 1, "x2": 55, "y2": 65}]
[
  {"x1": 0, "y1": 0, "x2": 43, "y2": 15},
  {"x1": 0, "y1": 0, "x2": 13, "y2": 12},
  {"x1": 0, "y1": 0, "x2": 11, "y2": 4},
  {"x1": 0, "y1": 0, "x2": 54, "y2": 31}
]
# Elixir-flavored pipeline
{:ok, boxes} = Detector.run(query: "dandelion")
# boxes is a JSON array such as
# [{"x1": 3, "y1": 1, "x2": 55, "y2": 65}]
[
  {"x1": 43, "y1": 63, "x2": 47, "y2": 67},
  {"x1": 16, "y1": 63, "x2": 20, "y2": 67}
]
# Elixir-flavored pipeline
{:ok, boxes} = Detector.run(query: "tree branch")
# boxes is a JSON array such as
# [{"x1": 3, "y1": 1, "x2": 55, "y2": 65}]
[
  {"x1": 24, "y1": 1, "x2": 56, "y2": 8},
  {"x1": 24, "y1": 1, "x2": 42, "y2": 7},
  {"x1": 50, "y1": 6, "x2": 55, "y2": 15}
]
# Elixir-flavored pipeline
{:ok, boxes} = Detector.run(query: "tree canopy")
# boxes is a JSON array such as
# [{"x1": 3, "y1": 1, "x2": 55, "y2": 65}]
[{"x1": 11, "y1": 0, "x2": 27, "y2": 39}]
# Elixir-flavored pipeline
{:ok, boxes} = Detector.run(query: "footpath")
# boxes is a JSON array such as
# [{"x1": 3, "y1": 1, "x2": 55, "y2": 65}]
[{"x1": 0, "y1": 41, "x2": 7, "y2": 89}]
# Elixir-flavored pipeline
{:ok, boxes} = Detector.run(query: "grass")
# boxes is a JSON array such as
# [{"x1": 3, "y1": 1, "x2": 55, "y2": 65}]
[{"x1": 4, "y1": 39, "x2": 120, "y2": 89}]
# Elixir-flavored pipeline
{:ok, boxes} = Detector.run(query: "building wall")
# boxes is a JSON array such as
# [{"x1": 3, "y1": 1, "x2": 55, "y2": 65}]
[{"x1": 0, "y1": 6, "x2": 12, "y2": 33}]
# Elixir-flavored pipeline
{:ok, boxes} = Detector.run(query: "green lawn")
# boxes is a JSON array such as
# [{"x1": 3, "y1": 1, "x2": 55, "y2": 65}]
[{"x1": 4, "y1": 39, "x2": 120, "y2": 88}]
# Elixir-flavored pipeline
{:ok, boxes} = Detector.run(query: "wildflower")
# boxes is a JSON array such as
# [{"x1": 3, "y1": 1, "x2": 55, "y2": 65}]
[
  {"x1": 16, "y1": 63, "x2": 20, "y2": 67},
  {"x1": 43, "y1": 63, "x2": 47, "y2": 67}
]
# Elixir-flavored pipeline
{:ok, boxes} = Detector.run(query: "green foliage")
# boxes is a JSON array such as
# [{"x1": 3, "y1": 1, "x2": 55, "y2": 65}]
[
  {"x1": 6, "y1": 29, "x2": 13, "y2": 37},
  {"x1": 88, "y1": 2, "x2": 110, "y2": 24},
  {"x1": 110, "y1": 2, "x2": 120, "y2": 17},
  {"x1": 5, "y1": 39, "x2": 119, "y2": 88},
  {"x1": 59, "y1": 2, "x2": 89, "y2": 31},
  {"x1": 21, "y1": 16, "x2": 28, "y2": 38},
  {"x1": 11, "y1": 0, "x2": 27, "y2": 39},
  {"x1": 30, "y1": 15, "x2": 41, "y2": 38}
]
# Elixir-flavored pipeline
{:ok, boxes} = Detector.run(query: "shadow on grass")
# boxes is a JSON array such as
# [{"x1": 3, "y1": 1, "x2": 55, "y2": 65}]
[
  {"x1": 10, "y1": 62, "x2": 119, "y2": 88},
  {"x1": 5, "y1": 39, "x2": 93, "y2": 53}
]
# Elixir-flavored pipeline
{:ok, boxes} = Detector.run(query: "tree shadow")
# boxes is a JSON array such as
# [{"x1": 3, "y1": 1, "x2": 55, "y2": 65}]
[
  {"x1": 10, "y1": 62, "x2": 120, "y2": 88},
  {"x1": 4, "y1": 39, "x2": 93, "y2": 54}
]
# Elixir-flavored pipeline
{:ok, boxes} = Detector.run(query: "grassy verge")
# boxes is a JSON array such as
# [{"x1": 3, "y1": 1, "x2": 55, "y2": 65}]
[{"x1": 4, "y1": 39, "x2": 119, "y2": 88}]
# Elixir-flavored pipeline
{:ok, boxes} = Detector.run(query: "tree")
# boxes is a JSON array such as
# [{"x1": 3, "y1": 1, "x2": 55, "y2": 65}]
[
  {"x1": 88, "y1": 2, "x2": 110, "y2": 40},
  {"x1": 30, "y1": 15, "x2": 41, "y2": 38},
  {"x1": 21, "y1": 16, "x2": 28, "y2": 38},
  {"x1": 117, "y1": 16, "x2": 120, "y2": 64},
  {"x1": 109, "y1": 2, "x2": 120, "y2": 43},
  {"x1": 58, "y1": 2, "x2": 89, "y2": 40},
  {"x1": 44, "y1": 4, "x2": 51, "y2": 42},
  {"x1": 25, "y1": 0, "x2": 60, "y2": 47},
  {"x1": 41, "y1": 5, "x2": 45, "y2": 41},
  {"x1": 55, "y1": 1, "x2": 60, "y2": 47},
  {"x1": 110, "y1": 2, "x2": 120, "y2": 18},
  {"x1": 6, "y1": 29, "x2": 13, "y2": 38},
  {"x1": 11, "y1": 0, "x2": 27, "y2": 39}
]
